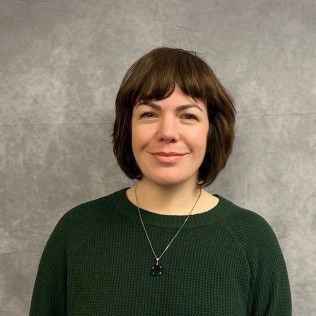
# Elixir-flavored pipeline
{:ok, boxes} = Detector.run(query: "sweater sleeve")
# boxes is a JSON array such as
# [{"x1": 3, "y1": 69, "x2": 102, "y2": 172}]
[
  {"x1": 29, "y1": 215, "x2": 69, "y2": 316},
  {"x1": 248, "y1": 216, "x2": 292, "y2": 316}
]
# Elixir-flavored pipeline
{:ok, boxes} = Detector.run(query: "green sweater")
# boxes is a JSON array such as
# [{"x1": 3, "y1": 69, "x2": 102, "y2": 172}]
[{"x1": 29, "y1": 187, "x2": 292, "y2": 315}]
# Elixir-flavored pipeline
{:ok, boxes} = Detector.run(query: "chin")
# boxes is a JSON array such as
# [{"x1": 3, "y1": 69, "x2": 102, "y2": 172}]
[{"x1": 144, "y1": 173, "x2": 196, "y2": 186}]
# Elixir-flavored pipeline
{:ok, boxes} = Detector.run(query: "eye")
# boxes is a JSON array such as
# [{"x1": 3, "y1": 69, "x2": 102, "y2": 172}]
[
  {"x1": 181, "y1": 113, "x2": 198, "y2": 120},
  {"x1": 140, "y1": 112, "x2": 157, "y2": 118},
  {"x1": 139, "y1": 112, "x2": 199, "y2": 120}
]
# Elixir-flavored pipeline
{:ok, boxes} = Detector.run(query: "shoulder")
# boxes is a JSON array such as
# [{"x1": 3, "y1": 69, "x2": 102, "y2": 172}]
[
  {"x1": 218, "y1": 195, "x2": 283, "y2": 256},
  {"x1": 60, "y1": 189, "x2": 119, "y2": 223},
  {"x1": 217, "y1": 197, "x2": 291, "y2": 312},
  {"x1": 218, "y1": 196, "x2": 288, "y2": 277},
  {"x1": 45, "y1": 188, "x2": 125, "y2": 254}
]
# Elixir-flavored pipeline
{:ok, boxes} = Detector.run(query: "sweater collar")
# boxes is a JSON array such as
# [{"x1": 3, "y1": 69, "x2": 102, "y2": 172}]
[{"x1": 112, "y1": 187, "x2": 231, "y2": 229}]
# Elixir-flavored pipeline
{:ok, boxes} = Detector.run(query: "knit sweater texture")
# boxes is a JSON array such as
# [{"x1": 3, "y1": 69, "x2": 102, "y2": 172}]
[{"x1": 29, "y1": 187, "x2": 292, "y2": 315}]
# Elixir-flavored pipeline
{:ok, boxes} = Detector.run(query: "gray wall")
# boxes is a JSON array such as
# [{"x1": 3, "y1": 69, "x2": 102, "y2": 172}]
[{"x1": 0, "y1": 0, "x2": 315, "y2": 314}]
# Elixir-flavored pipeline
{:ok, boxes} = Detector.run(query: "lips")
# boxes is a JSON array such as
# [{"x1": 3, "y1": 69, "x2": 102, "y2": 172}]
[
  {"x1": 152, "y1": 152, "x2": 185, "y2": 156},
  {"x1": 152, "y1": 152, "x2": 185, "y2": 163}
]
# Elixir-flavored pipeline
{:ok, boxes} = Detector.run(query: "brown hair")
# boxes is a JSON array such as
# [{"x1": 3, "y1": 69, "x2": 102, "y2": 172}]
[{"x1": 111, "y1": 47, "x2": 236, "y2": 187}]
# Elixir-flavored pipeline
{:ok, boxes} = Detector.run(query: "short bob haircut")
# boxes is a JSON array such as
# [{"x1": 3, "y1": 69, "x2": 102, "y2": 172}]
[{"x1": 111, "y1": 47, "x2": 236, "y2": 188}]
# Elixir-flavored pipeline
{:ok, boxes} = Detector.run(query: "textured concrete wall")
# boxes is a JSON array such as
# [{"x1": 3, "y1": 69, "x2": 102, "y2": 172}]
[{"x1": 0, "y1": 0, "x2": 315, "y2": 314}]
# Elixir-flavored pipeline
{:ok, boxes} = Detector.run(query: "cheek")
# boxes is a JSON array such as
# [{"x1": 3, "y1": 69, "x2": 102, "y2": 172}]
[
  {"x1": 131, "y1": 126, "x2": 151, "y2": 150},
  {"x1": 191, "y1": 126, "x2": 208, "y2": 146}
]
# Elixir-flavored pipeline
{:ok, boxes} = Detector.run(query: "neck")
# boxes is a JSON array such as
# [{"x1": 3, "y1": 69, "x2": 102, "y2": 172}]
[{"x1": 133, "y1": 179, "x2": 203, "y2": 215}]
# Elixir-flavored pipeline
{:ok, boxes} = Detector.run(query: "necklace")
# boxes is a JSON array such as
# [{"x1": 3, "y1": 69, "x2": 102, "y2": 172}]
[{"x1": 134, "y1": 185, "x2": 202, "y2": 276}]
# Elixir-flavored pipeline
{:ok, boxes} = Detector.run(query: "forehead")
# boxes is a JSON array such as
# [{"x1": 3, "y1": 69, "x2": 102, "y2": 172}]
[
  {"x1": 135, "y1": 85, "x2": 206, "y2": 109},
  {"x1": 135, "y1": 101, "x2": 205, "y2": 113}
]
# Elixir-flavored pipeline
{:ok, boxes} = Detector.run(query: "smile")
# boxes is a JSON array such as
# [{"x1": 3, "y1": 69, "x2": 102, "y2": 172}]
[{"x1": 152, "y1": 154, "x2": 184, "y2": 163}]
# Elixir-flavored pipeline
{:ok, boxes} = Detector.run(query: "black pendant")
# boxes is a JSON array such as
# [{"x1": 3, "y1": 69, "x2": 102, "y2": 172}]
[{"x1": 151, "y1": 260, "x2": 162, "y2": 276}]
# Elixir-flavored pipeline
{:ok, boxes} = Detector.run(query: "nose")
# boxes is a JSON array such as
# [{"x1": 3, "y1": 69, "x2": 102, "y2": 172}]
[{"x1": 157, "y1": 115, "x2": 179, "y2": 143}]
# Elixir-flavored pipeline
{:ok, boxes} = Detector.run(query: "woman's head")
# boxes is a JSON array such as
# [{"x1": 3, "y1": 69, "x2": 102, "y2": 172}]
[{"x1": 111, "y1": 47, "x2": 236, "y2": 187}]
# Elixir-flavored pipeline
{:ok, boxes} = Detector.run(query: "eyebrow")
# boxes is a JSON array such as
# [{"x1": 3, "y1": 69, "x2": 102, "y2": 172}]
[{"x1": 136, "y1": 101, "x2": 204, "y2": 113}]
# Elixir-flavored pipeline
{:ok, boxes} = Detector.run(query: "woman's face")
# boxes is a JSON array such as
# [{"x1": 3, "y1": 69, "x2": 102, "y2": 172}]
[{"x1": 131, "y1": 85, "x2": 209, "y2": 187}]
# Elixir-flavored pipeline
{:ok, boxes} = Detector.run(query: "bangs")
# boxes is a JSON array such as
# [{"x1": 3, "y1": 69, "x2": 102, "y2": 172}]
[{"x1": 135, "y1": 51, "x2": 209, "y2": 105}]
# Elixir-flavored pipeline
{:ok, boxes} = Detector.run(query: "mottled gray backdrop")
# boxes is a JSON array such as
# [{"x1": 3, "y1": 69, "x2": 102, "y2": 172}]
[{"x1": 0, "y1": 0, "x2": 315, "y2": 315}]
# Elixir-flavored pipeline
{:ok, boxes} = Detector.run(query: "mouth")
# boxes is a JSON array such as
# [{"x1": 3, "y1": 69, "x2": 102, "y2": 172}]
[
  {"x1": 152, "y1": 152, "x2": 185, "y2": 157},
  {"x1": 151, "y1": 153, "x2": 185, "y2": 164}
]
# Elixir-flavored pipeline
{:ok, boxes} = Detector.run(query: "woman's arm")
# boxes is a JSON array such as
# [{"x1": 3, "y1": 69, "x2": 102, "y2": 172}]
[
  {"x1": 248, "y1": 221, "x2": 292, "y2": 315},
  {"x1": 29, "y1": 217, "x2": 68, "y2": 315}
]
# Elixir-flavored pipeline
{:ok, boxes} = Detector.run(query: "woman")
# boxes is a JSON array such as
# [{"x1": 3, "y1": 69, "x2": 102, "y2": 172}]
[{"x1": 29, "y1": 47, "x2": 292, "y2": 315}]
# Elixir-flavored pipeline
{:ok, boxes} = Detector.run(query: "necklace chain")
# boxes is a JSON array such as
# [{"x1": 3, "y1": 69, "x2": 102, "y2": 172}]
[{"x1": 134, "y1": 185, "x2": 202, "y2": 263}]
